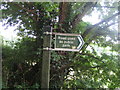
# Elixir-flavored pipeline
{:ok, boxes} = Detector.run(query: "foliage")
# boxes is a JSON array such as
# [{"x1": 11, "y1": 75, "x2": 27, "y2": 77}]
[{"x1": 1, "y1": 2, "x2": 120, "y2": 89}]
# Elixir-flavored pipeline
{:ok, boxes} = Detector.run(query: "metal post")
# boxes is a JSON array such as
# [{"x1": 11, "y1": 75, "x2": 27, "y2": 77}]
[{"x1": 41, "y1": 26, "x2": 52, "y2": 89}]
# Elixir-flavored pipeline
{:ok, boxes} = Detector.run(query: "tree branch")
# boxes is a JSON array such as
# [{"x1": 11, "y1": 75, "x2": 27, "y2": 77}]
[
  {"x1": 81, "y1": 20, "x2": 118, "y2": 53},
  {"x1": 71, "y1": 2, "x2": 97, "y2": 29},
  {"x1": 94, "y1": 12, "x2": 120, "y2": 27},
  {"x1": 94, "y1": 5, "x2": 117, "y2": 8},
  {"x1": 83, "y1": 12, "x2": 120, "y2": 39}
]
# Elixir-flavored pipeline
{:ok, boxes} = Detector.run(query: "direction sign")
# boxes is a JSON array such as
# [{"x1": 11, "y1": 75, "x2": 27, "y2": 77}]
[{"x1": 54, "y1": 33, "x2": 84, "y2": 52}]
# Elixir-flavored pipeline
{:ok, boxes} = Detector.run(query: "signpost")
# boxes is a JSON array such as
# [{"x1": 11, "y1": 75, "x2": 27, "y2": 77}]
[
  {"x1": 54, "y1": 33, "x2": 84, "y2": 52},
  {"x1": 41, "y1": 26, "x2": 85, "y2": 89}
]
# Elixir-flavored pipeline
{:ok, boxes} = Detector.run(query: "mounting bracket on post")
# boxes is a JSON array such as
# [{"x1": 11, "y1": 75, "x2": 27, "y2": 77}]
[
  {"x1": 43, "y1": 47, "x2": 52, "y2": 50},
  {"x1": 43, "y1": 32, "x2": 52, "y2": 35}
]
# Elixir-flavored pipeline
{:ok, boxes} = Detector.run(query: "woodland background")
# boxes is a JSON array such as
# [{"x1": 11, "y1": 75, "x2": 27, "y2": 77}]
[{"x1": 1, "y1": 1, "x2": 120, "y2": 89}]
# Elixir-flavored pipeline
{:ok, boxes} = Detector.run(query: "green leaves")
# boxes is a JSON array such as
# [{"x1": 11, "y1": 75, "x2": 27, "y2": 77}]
[{"x1": 1, "y1": 2, "x2": 120, "y2": 88}]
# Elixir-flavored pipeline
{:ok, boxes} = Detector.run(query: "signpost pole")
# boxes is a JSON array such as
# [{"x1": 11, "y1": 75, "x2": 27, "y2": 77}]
[{"x1": 41, "y1": 26, "x2": 52, "y2": 89}]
